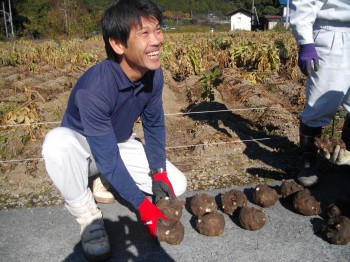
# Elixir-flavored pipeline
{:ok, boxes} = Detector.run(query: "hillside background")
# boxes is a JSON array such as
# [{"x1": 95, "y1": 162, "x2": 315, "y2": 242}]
[{"x1": 2, "y1": 0, "x2": 280, "y2": 39}]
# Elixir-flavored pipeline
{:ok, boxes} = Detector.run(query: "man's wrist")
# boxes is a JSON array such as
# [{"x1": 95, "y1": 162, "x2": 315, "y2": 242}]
[{"x1": 149, "y1": 167, "x2": 167, "y2": 176}]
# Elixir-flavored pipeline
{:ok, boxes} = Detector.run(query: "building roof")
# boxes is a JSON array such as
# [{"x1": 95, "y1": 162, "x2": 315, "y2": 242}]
[
  {"x1": 226, "y1": 8, "x2": 253, "y2": 17},
  {"x1": 264, "y1": 15, "x2": 282, "y2": 21}
]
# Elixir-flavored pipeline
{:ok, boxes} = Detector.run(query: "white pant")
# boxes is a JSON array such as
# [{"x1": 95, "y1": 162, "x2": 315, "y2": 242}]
[
  {"x1": 301, "y1": 23, "x2": 350, "y2": 127},
  {"x1": 42, "y1": 127, "x2": 187, "y2": 206}
]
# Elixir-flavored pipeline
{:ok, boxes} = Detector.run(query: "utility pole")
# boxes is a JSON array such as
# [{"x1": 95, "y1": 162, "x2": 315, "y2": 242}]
[
  {"x1": 8, "y1": 0, "x2": 13, "y2": 36},
  {"x1": 1, "y1": 0, "x2": 14, "y2": 37},
  {"x1": 251, "y1": 0, "x2": 259, "y2": 26},
  {"x1": 1, "y1": 0, "x2": 7, "y2": 37},
  {"x1": 285, "y1": 0, "x2": 290, "y2": 30}
]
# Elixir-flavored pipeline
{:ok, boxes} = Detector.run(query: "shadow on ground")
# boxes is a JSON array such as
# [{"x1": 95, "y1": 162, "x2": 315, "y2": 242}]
[
  {"x1": 63, "y1": 216, "x2": 175, "y2": 262},
  {"x1": 185, "y1": 101, "x2": 299, "y2": 181}
]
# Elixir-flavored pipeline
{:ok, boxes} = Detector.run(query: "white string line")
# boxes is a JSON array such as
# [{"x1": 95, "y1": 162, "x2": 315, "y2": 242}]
[
  {"x1": 0, "y1": 106, "x2": 278, "y2": 128},
  {"x1": 165, "y1": 137, "x2": 271, "y2": 149},
  {"x1": 0, "y1": 137, "x2": 276, "y2": 164},
  {"x1": 0, "y1": 106, "x2": 290, "y2": 164},
  {"x1": 164, "y1": 106, "x2": 278, "y2": 116},
  {"x1": 0, "y1": 121, "x2": 60, "y2": 128},
  {"x1": 0, "y1": 158, "x2": 44, "y2": 164}
]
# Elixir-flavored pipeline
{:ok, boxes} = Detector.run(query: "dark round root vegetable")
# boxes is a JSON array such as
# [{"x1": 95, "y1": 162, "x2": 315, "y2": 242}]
[
  {"x1": 293, "y1": 189, "x2": 321, "y2": 216},
  {"x1": 195, "y1": 212, "x2": 225, "y2": 236},
  {"x1": 221, "y1": 189, "x2": 247, "y2": 216},
  {"x1": 322, "y1": 216, "x2": 350, "y2": 245},
  {"x1": 190, "y1": 193, "x2": 217, "y2": 217},
  {"x1": 239, "y1": 206, "x2": 266, "y2": 231},
  {"x1": 157, "y1": 220, "x2": 185, "y2": 245},
  {"x1": 280, "y1": 180, "x2": 304, "y2": 199},
  {"x1": 314, "y1": 135, "x2": 346, "y2": 154},
  {"x1": 253, "y1": 184, "x2": 279, "y2": 207},
  {"x1": 326, "y1": 199, "x2": 350, "y2": 219},
  {"x1": 157, "y1": 197, "x2": 186, "y2": 225}
]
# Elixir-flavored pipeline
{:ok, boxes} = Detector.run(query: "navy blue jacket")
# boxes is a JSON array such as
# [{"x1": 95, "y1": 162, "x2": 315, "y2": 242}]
[{"x1": 61, "y1": 59, "x2": 166, "y2": 209}]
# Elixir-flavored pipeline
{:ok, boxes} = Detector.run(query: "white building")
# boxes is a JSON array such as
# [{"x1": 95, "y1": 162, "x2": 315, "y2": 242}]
[{"x1": 227, "y1": 8, "x2": 254, "y2": 31}]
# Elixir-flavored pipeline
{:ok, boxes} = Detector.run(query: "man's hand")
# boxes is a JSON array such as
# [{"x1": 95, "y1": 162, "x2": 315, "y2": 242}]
[
  {"x1": 151, "y1": 170, "x2": 175, "y2": 203},
  {"x1": 138, "y1": 197, "x2": 168, "y2": 238},
  {"x1": 323, "y1": 145, "x2": 350, "y2": 166},
  {"x1": 298, "y1": 44, "x2": 320, "y2": 77}
]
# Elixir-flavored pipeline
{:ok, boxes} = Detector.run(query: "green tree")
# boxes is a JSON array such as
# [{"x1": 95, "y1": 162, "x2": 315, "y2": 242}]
[
  {"x1": 16, "y1": 0, "x2": 51, "y2": 38},
  {"x1": 14, "y1": 0, "x2": 97, "y2": 38},
  {"x1": 9, "y1": 0, "x2": 279, "y2": 39},
  {"x1": 45, "y1": 0, "x2": 96, "y2": 37}
]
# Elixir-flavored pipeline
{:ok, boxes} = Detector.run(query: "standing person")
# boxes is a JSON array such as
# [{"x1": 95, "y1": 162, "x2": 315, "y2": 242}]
[
  {"x1": 289, "y1": 0, "x2": 350, "y2": 187},
  {"x1": 41, "y1": 0, "x2": 187, "y2": 260}
]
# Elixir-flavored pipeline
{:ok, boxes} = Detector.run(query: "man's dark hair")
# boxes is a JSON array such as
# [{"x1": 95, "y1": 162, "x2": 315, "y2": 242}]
[{"x1": 102, "y1": 0, "x2": 163, "y2": 62}]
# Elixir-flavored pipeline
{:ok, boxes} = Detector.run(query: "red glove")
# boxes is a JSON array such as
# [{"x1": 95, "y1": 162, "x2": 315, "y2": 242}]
[
  {"x1": 138, "y1": 197, "x2": 168, "y2": 238},
  {"x1": 151, "y1": 171, "x2": 176, "y2": 203}
]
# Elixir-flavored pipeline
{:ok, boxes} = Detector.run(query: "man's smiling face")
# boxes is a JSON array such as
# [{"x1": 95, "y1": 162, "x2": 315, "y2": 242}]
[{"x1": 118, "y1": 16, "x2": 164, "y2": 82}]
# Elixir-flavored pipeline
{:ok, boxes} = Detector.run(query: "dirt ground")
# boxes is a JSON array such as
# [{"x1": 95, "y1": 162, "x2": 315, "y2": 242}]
[{"x1": 0, "y1": 39, "x2": 346, "y2": 210}]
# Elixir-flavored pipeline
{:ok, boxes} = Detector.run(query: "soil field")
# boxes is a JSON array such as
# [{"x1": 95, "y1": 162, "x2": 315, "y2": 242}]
[{"x1": 0, "y1": 32, "x2": 346, "y2": 209}]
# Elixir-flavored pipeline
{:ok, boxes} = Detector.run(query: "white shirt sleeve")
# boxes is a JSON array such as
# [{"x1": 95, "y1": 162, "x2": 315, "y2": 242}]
[{"x1": 289, "y1": 0, "x2": 323, "y2": 45}]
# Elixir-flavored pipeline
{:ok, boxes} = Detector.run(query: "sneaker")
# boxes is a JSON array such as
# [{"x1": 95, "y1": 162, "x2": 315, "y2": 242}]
[
  {"x1": 65, "y1": 189, "x2": 111, "y2": 261},
  {"x1": 81, "y1": 219, "x2": 111, "y2": 261},
  {"x1": 92, "y1": 176, "x2": 115, "y2": 204}
]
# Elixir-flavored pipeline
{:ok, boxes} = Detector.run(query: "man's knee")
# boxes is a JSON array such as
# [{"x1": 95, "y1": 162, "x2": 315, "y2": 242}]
[
  {"x1": 174, "y1": 172, "x2": 187, "y2": 197},
  {"x1": 42, "y1": 127, "x2": 81, "y2": 161}
]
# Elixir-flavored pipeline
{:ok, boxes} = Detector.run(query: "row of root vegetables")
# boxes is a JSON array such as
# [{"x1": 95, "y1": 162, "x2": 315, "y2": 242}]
[{"x1": 155, "y1": 180, "x2": 350, "y2": 246}]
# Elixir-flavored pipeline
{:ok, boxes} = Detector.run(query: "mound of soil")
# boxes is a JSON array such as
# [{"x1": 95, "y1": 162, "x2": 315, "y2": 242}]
[
  {"x1": 315, "y1": 135, "x2": 346, "y2": 154},
  {"x1": 293, "y1": 189, "x2": 321, "y2": 216},
  {"x1": 280, "y1": 180, "x2": 304, "y2": 200},
  {"x1": 157, "y1": 220, "x2": 185, "y2": 245},
  {"x1": 326, "y1": 199, "x2": 350, "y2": 219},
  {"x1": 322, "y1": 216, "x2": 350, "y2": 245},
  {"x1": 157, "y1": 197, "x2": 186, "y2": 225},
  {"x1": 239, "y1": 206, "x2": 266, "y2": 231},
  {"x1": 190, "y1": 193, "x2": 217, "y2": 217},
  {"x1": 195, "y1": 212, "x2": 225, "y2": 237},
  {"x1": 220, "y1": 189, "x2": 247, "y2": 216},
  {"x1": 253, "y1": 184, "x2": 279, "y2": 208}
]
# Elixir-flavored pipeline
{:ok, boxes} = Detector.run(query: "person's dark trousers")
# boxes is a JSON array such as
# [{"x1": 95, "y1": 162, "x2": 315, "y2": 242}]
[
  {"x1": 342, "y1": 113, "x2": 350, "y2": 150},
  {"x1": 297, "y1": 121, "x2": 322, "y2": 187}
]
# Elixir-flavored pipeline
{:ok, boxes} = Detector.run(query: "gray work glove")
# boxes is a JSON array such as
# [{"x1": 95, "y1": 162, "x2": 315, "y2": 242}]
[
  {"x1": 150, "y1": 171, "x2": 176, "y2": 203},
  {"x1": 323, "y1": 145, "x2": 350, "y2": 166}
]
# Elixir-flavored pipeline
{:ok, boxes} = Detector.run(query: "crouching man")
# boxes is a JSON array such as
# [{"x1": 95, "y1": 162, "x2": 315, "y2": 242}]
[{"x1": 41, "y1": 0, "x2": 187, "y2": 260}]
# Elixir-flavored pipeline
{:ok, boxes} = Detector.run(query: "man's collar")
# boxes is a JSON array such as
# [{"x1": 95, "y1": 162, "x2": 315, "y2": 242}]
[{"x1": 108, "y1": 59, "x2": 146, "y2": 90}]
